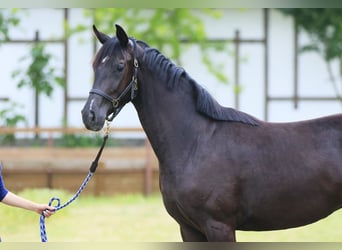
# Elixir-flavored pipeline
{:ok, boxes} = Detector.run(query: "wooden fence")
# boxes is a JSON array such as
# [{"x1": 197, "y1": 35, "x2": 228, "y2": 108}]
[{"x1": 0, "y1": 127, "x2": 159, "y2": 196}]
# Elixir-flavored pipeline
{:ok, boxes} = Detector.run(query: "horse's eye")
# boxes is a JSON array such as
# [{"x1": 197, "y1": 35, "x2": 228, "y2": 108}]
[{"x1": 117, "y1": 63, "x2": 125, "y2": 72}]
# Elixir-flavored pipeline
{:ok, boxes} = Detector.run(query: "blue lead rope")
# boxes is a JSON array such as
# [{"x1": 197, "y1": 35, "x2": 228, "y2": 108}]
[
  {"x1": 39, "y1": 132, "x2": 109, "y2": 242},
  {"x1": 39, "y1": 172, "x2": 93, "y2": 242}
]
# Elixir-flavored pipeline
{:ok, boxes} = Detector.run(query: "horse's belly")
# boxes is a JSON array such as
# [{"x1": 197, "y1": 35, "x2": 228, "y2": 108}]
[
  {"x1": 236, "y1": 158, "x2": 342, "y2": 231},
  {"x1": 237, "y1": 195, "x2": 342, "y2": 231}
]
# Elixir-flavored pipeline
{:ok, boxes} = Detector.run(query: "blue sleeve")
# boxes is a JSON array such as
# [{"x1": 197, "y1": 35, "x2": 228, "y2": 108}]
[{"x1": 0, "y1": 164, "x2": 9, "y2": 201}]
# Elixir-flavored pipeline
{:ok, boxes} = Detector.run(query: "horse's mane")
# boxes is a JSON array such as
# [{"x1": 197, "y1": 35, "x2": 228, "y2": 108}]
[{"x1": 142, "y1": 45, "x2": 259, "y2": 126}]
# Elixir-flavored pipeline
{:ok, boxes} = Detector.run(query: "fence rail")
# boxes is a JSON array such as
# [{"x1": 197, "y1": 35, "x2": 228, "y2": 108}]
[
  {"x1": 0, "y1": 126, "x2": 158, "y2": 196},
  {"x1": 0, "y1": 126, "x2": 144, "y2": 134},
  {"x1": 0, "y1": 126, "x2": 146, "y2": 146}
]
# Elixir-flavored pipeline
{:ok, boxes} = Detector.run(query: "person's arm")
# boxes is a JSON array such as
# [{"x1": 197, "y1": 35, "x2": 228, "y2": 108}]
[
  {"x1": 0, "y1": 163, "x2": 54, "y2": 217},
  {"x1": 2, "y1": 191, "x2": 55, "y2": 217}
]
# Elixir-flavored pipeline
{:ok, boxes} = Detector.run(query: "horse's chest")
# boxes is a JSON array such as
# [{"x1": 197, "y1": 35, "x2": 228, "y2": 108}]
[
  {"x1": 159, "y1": 171, "x2": 190, "y2": 220},
  {"x1": 160, "y1": 189, "x2": 197, "y2": 229}
]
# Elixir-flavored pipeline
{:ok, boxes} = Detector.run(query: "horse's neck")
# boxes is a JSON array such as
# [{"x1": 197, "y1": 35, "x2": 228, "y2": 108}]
[{"x1": 133, "y1": 71, "x2": 203, "y2": 165}]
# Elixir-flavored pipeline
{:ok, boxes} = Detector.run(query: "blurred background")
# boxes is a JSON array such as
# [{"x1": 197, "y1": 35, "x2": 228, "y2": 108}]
[{"x1": 1, "y1": 8, "x2": 342, "y2": 241}]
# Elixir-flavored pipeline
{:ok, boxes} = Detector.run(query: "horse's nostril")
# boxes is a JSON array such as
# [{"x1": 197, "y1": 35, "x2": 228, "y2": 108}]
[{"x1": 89, "y1": 110, "x2": 96, "y2": 122}]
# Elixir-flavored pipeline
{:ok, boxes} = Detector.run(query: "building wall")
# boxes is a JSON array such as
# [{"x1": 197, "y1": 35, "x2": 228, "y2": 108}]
[{"x1": 1, "y1": 9, "x2": 341, "y2": 132}]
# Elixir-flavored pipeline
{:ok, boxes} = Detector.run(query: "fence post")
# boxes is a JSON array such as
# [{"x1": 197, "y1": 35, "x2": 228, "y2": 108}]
[
  {"x1": 34, "y1": 30, "x2": 40, "y2": 139},
  {"x1": 234, "y1": 30, "x2": 240, "y2": 110}
]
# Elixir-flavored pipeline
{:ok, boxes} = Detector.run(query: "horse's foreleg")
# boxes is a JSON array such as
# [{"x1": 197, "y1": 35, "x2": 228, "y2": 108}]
[
  {"x1": 204, "y1": 220, "x2": 236, "y2": 242},
  {"x1": 180, "y1": 224, "x2": 207, "y2": 242}
]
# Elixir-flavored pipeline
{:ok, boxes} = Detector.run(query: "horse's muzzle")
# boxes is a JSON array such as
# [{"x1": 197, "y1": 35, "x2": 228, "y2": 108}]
[{"x1": 81, "y1": 107, "x2": 105, "y2": 131}]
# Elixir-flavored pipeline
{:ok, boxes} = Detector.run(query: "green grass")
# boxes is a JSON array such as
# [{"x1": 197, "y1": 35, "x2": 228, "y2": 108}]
[
  {"x1": 1, "y1": 189, "x2": 342, "y2": 242},
  {"x1": 0, "y1": 189, "x2": 180, "y2": 242}
]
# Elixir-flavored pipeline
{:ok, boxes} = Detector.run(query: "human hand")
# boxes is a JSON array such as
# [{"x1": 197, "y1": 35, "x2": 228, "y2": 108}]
[{"x1": 37, "y1": 204, "x2": 55, "y2": 217}]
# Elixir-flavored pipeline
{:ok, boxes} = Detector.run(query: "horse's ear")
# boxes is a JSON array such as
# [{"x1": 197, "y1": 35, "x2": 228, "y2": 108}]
[
  {"x1": 115, "y1": 24, "x2": 129, "y2": 47},
  {"x1": 93, "y1": 25, "x2": 110, "y2": 44}
]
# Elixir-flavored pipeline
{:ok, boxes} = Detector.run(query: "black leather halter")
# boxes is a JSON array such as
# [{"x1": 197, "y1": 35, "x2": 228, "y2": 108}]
[{"x1": 89, "y1": 38, "x2": 139, "y2": 121}]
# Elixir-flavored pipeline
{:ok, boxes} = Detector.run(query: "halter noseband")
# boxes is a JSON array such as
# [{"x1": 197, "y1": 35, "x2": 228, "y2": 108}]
[{"x1": 89, "y1": 38, "x2": 139, "y2": 121}]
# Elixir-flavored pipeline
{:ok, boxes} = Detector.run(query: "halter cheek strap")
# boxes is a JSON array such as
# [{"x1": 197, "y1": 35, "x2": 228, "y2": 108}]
[{"x1": 89, "y1": 38, "x2": 139, "y2": 121}]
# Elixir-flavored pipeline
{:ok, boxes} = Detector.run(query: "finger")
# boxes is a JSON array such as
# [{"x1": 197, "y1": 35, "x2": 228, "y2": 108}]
[
  {"x1": 45, "y1": 206, "x2": 56, "y2": 212},
  {"x1": 42, "y1": 209, "x2": 54, "y2": 217},
  {"x1": 43, "y1": 211, "x2": 52, "y2": 217}
]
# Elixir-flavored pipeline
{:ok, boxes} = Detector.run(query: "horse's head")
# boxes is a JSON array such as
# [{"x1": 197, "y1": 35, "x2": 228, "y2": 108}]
[{"x1": 82, "y1": 24, "x2": 139, "y2": 131}]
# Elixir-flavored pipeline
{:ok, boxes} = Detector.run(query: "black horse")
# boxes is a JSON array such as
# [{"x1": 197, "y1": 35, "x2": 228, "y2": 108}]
[{"x1": 82, "y1": 24, "x2": 342, "y2": 241}]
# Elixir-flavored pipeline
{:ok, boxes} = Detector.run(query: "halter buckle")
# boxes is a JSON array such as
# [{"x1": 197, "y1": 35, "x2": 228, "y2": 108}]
[
  {"x1": 112, "y1": 99, "x2": 119, "y2": 108},
  {"x1": 134, "y1": 58, "x2": 139, "y2": 68}
]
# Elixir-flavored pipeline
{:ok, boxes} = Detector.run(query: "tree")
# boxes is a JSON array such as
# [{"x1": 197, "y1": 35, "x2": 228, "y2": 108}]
[
  {"x1": 0, "y1": 9, "x2": 25, "y2": 143},
  {"x1": 278, "y1": 9, "x2": 342, "y2": 100},
  {"x1": 0, "y1": 9, "x2": 19, "y2": 42},
  {"x1": 70, "y1": 8, "x2": 229, "y2": 83},
  {"x1": 11, "y1": 42, "x2": 64, "y2": 135},
  {"x1": 12, "y1": 43, "x2": 64, "y2": 98}
]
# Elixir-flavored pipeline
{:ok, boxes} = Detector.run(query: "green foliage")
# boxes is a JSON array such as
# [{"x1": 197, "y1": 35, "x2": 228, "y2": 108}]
[
  {"x1": 12, "y1": 43, "x2": 65, "y2": 97},
  {"x1": 279, "y1": 9, "x2": 342, "y2": 63},
  {"x1": 278, "y1": 9, "x2": 342, "y2": 101},
  {"x1": 9, "y1": 41, "x2": 65, "y2": 134},
  {"x1": 0, "y1": 9, "x2": 20, "y2": 42},
  {"x1": 57, "y1": 134, "x2": 104, "y2": 147},
  {"x1": 76, "y1": 9, "x2": 229, "y2": 83},
  {"x1": 0, "y1": 102, "x2": 26, "y2": 127},
  {"x1": 0, "y1": 9, "x2": 22, "y2": 143},
  {"x1": 0, "y1": 101, "x2": 27, "y2": 144}
]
